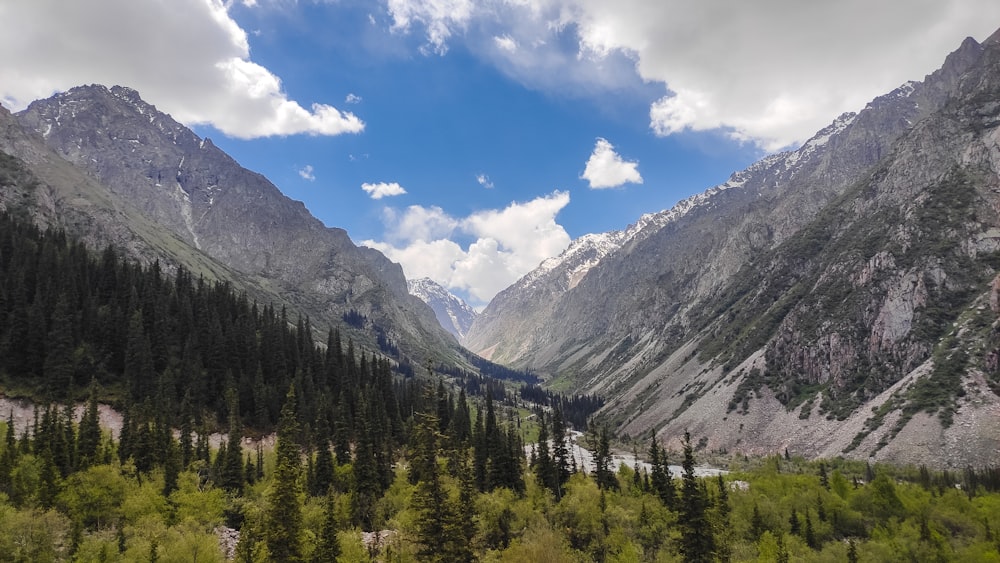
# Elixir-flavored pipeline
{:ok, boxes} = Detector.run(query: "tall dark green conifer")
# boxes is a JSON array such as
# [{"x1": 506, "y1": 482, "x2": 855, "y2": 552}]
[
  {"x1": 679, "y1": 431, "x2": 714, "y2": 562},
  {"x1": 533, "y1": 412, "x2": 557, "y2": 496},
  {"x1": 77, "y1": 384, "x2": 102, "y2": 469},
  {"x1": 593, "y1": 425, "x2": 618, "y2": 491},
  {"x1": 550, "y1": 406, "x2": 570, "y2": 497},
  {"x1": 221, "y1": 388, "x2": 245, "y2": 493},
  {"x1": 266, "y1": 386, "x2": 303, "y2": 562}
]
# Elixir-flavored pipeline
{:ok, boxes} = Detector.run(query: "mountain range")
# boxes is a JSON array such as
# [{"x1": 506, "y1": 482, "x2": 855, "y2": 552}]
[
  {"x1": 3, "y1": 29, "x2": 1000, "y2": 469},
  {"x1": 466, "y1": 29, "x2": 1000, "y2": 468},
  {"x1": 0, "y1": 84, "x2": 465, "y2": 373}
]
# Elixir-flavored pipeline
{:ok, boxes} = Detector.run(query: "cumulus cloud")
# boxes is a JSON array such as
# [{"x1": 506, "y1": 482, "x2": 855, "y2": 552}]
[
  {"x1": 362, "y1": 181, "x2": 408, "y2": 199},
  {"x1": 383, "y1": 0, "x2": 1000, "y2": 149},
  {"x1": 0, "y1": 0, "x2": 364, "y2": 139},
  {"x1": 476, "y1": 173, "x2": 494, "y2": 189},
  {"x1": 298, "y1": 165, "x2": 316, "y2": 181},
  {"x1": 345, "y1": 93, "x2": 363, "y2": 104},
  {"x1": 581, "y1": 138, "x2": 642, "y2": 189},
  {"x1": 363, "y1": 191, "x2": 572, "y2": 305}
]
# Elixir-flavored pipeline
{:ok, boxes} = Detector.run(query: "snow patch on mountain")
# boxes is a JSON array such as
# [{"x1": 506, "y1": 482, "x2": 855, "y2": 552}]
[{"x1": 408, "y1": 278, "x2": 478, "y2": 340}]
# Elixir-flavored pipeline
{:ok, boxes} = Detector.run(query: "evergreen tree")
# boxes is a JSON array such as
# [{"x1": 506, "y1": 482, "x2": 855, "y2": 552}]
[
  {"x1": 312, "y1": 415, "x2": 335, "y2": 496},
  {"x1": 77, "y1": 385, "x2": 101, "y2": 469},
  {"x1": 788, "y1": 508, "x2": 801, "y2": 535},
  {"x1": 533, "y1": 412, "x2": 557, "y2": 496},
  {"x1": 593, "y1": 425, "x2": 618, "y2": 491},
  {"x1": 804, "y1": 510, "x2": 817, "y2": 549},
  {"x1": 678, "y1": 431, "x2": 714, "y2": 562},
  {"x1": 311, "y1": 489, "x2": 341, "y2": 563},
  {"x1": 649, "y1": 434, "x2": 675, "y2": 509},
  {"x1": 550, "y1": 406, "x2": 570, "y2": 496},
  {"x1": 265, "y1": 386, "x2": 304, "y2": 562},
  {"x1": 43, "y1": 295, "x2": 76, "y2": 399},
  {"x1": 410, "y1": 410, "x2": 468, "y2": 563},
  {"x1": 220, "y1": 388, "x2": 245, "y2": 493}
]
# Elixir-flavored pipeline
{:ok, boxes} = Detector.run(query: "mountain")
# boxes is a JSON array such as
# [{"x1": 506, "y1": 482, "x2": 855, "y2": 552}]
[
  {"x1": 1, "y1": 85, "x2": 463, "y2": 368},
  {"x1": 465, "y1": 30, "x2": 1000, "y2": 468},
  {"x1": 407, "y1": 277, "x2": 477, "y2": 340}
]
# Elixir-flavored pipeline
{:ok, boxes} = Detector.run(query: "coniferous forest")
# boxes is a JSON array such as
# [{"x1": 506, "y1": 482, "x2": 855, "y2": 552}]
[{"x1": 2, "y1": 211, "x2": 1000, "y2": 561}]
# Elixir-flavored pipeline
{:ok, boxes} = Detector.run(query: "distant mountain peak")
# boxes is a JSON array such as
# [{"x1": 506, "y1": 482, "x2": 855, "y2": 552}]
[{"x1": 407, "y1": 278, "x2": 477, "y2": 340}]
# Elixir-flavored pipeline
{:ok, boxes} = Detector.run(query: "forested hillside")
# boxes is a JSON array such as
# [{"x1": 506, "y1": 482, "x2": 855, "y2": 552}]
[{"x1": 1, "y1": 203, "x2": 1000, "y2": 561}]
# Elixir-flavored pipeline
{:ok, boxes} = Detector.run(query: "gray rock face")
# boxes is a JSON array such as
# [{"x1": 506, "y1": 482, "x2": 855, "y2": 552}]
[
  {"x1": 466, "y1": 32, "x2": 1000, "y2": 467},
  {"x1": 4, "y1": 85, "x2": 460, "y2": 366},
  {"x1": 407, "y1": 278, "x2": 476, "y2": 341}
]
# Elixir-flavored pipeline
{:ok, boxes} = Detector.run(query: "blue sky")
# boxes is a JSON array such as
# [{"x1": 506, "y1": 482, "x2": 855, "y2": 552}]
[{"x1": 3, "y1": 0, "x2": 1000, "y2": 307}]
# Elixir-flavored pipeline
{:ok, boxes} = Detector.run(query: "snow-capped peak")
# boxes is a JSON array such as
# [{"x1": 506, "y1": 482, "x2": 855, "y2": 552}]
[{"x1": 408, "y1": 278, "x2": 478, "y2": 340}]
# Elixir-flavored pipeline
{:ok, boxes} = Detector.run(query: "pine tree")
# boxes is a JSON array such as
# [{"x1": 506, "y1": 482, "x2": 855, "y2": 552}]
[
  {"x1": 311, "y1": 489, "x2": 341, "y2": 563},
  {"x1": 789, "y1": 508, "x2": 800, "y2": 535},
  {"x1": 593, "y1": 425, "x2": 618, "y2": 491},
  {"x1": 43, "y1": 295, "x2": 76, "y2": 399},
  {"x1": 804, "y1": 510, "x2": 817, "y2": 549},
  {"x1": 220, "y1": 388, "x2": 245, "y2": 493},
  {"x1": 266, "y1": 386, "x2": 304, "y2": 562},
  {"x1": 550, "y1": 406, "x2": 570, "y2": 497},
  {"x1": 77, "y1": 384, "x2": 101, "y2": 469},
  {"x1": 649, "y1": 434, "x2": 675, "y2": 509},
  {"x1": 678, "y1": 431, "x2": 714, "y2": 563},
  {"x1": 534, "y1": 412, "x2": 557, "y2": 496},
  {"x1": 410, "y1": 410, "x2": 468, "y2": 563}
]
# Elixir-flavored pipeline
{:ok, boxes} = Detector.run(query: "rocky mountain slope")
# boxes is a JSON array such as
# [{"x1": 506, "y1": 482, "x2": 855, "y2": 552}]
[
  {"x1": 1, "y1": 85, "x2": 463, "y2": 368},
  {"x1": 407, "y1": 277, "x2": 477, "y2": 340},
  {"x1": 465, "y1": 30, "x2": 1000, "y2": 467}
]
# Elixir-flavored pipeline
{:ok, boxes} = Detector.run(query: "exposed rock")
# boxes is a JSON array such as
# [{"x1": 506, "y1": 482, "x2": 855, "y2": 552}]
[
  {"x1": 407, "y1": 278, "x2": 476, "y2": 341},
  {"x1": 466, "y1": 30, "x2": 1000, "y2": 468},
  {"x1": 2, "y1": 85, "x2": 462, "y2": 368}
]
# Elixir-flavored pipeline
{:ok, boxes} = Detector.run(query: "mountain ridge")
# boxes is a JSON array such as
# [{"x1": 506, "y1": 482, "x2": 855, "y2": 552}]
[
  {"x1": 3, "y1": 84, "x2": 465, "y2": 369},
  {"x1": 465, "y1": 32, "x2": 1000, "y2": 467},
  {"x1": 407, "y1": 277, "x2": 477, "y2": 340}
]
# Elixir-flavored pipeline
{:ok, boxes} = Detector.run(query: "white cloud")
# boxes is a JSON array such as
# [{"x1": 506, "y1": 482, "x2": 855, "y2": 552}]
[
  {"x1": 298, "y1": 164, "x2": 316, "y2": 181},
  {"x1": 345, "y1": 93, "x2": 363, "y2": 104},
  {"x1": 382, "y1": 0, "x2": 1000, "y2": 150},
  {"x1": 476, "y1": 173, "x2": 494, "y2": 189},
  {"x1": 0, "y1": 0, "x2": 364, "y2": 139},
  {"x1": 581, "y1": 138, "x2": 642, "y2": 189},
  {"x1": 386, "y1": 0, "x2": 475, "y2": 55},
  {"x1": 494, "y1": 34, "x2": 518, "y2": 53},
  {"x1": 382, "y1": 205, "x2": 458, "y2": 242},
  {"x1": 363, "y1": 191, "x2": 571, "y2": 305},
  {"x1": 362, "y1": 181, "x2": 408, "y2": 199}
]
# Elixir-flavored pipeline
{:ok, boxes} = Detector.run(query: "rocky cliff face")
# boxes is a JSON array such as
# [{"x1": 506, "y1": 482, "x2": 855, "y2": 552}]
[
  {"x1": 465, "y1": 32, "x2": 1000, "y2": 467},
  {"x1": 407, "y1": 278, "x2": 476, "y2": 341},
  {"x1": 2, "y1": 85, "x2": 461, "y2": 367}
]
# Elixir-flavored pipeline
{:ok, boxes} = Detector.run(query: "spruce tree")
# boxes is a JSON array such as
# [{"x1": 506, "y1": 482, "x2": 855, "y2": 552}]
[
  {"x1": 534, "y1": 412, "x2": 557, "y2": 496},
  {"x1": 266, "y1": 386, "x2": 304, "y2": 562},
  {"x1": 221, "y1": 388, "x2": 245, "y2": 493},
  {"x1": 550, "y1": 406, "x2": 570, "y2": 497},
  {"x1": 679, "y1": 431, "x2": 714, "y2": 562},
  {"x1": 593, "y1": 425, "x2": 618, "y2": 491},
  {"x1": 649, "y1": 434, "x2": 675, "y2": 509},
  {"x1": 77, "y1": 385, "x2": 101, "y2": 469},
  {"x1": 311, "y1": 489, "x2": 341, "y2": 563}
]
